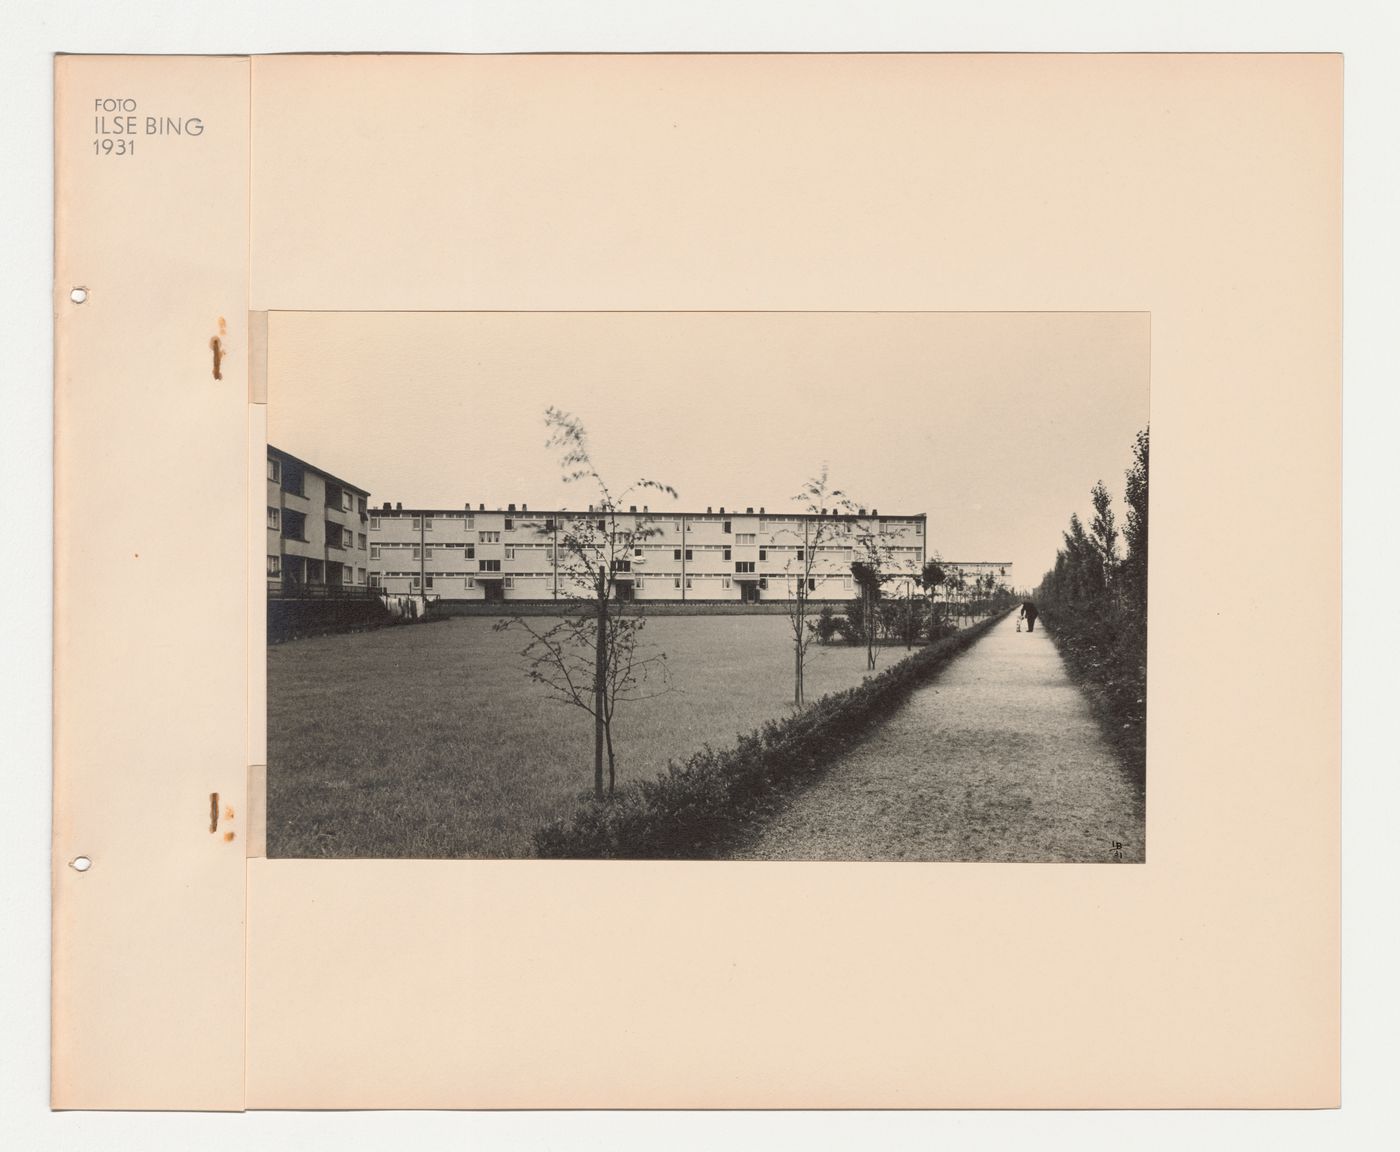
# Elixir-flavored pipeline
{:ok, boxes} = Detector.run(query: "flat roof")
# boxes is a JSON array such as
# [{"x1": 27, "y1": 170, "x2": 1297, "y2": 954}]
[
  {"x1": 371, "y1": 505, "x2": 927, "y2": 520},
  {"x1": 267, "y1": 445, "x2": 371, "y2": 497}
]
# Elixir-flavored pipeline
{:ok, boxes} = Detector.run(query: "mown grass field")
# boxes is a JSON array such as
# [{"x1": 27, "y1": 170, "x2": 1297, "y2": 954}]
[{"x1": 267, "y1": 616, "x2": 894, "y2": 858}]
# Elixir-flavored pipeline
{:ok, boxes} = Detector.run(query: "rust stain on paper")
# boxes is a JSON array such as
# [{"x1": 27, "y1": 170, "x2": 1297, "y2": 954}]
[
  {"x1": 209, "y1": 335, "x2": 224, "y2": 380},
  {"x1": 209, "y1": 792, "x2": 219, "y2": 833}
]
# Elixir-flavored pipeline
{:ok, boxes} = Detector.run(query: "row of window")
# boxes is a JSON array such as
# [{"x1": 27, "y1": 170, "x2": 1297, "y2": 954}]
[
  {"x1": 371, "y1": 574, "x2": 851, "y2": 593},
  {"x1": 267, "y1": 555, "x2": 368, "y2": 583},
  {"x1": 267, "y1": 507, "x2": 367, "y2": 551},
  {"x1": 267, "y1": 459, "x2": 367, "y2": 515},
  {"x1": 365, "y1": 512, "x2": 924, "y2": 538}
]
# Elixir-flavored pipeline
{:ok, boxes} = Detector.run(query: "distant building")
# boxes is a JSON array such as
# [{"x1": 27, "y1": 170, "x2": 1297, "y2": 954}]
[
  {"x1": 266, "y1": 446, "x2": 372, "y2": 596},
  {"x1": 367, "y1": 502, "x2": 927, "y2": 603},
  {"x1": 938, "y1": 560, "x2": 1014, "y2": 599}
]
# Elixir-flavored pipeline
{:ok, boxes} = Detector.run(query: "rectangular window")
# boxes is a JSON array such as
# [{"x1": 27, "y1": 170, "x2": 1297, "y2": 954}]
[
  {"x1": 357, "y1": 533, "x2": 366, "y2": 550},
  {"x1": 736, "y1": 533, "x2": 756, "y2": 545},
  {"x1": 357, "y1": 568, "x2": 366, "y2": 585},
  {"x1": 464, "y1": 516, "x2": 475, "y2": 530},
  {"x1": 480, "y1": 531, "x2": 500, "y2": 543},
  {"x1": 465, "y1": 577, "x2": 475, "y2": 589},
  {"x1": 808, "y1": 578, "x2": 817, "y2": 591},
  {"x1": 759, "y1": 548, "x2": 767, "y2": 561},
  {"x1": 544, "y1": 519, "x2": 554, "y2": 531},
  {"x1": 843, "y1": 576, "x2": 853, "y2": 590},
  {"x1": 673, "y1": 549, "x2": 682, "y2": 561},
  {"x1": 505, "y1": 547, "x2": 515, "y2": 560},
  {"x1": 685, "y1": 548, "x2": 693, "y2": 561},
  {"x1": 797, "y1": 549, "x2": 805, "y2": 561},
  {"x1": 464, "y1": 546, "x2": 475, "y2": 560},
  {"x1": 423, "y1": 547, "x2": 433, "y2": 559},
  {"x1": 759, "y1": 577, "x2": 768, "y2": 590},
  {"x1": 369, "y1": 515, "x2": 380, "y2": 530},
  {"x1": 412, "y1": 576, "x2": 421, "y2": 589},
  {"x1": 633, "y1": 546, "x2": 643, "y2": 558},
  {"x1": 412, "y1": 546, "x2": 421, "y2": 559},
  {"x1": 685, "y1": 577, "x2": 693, "y2": 590},
  {"x1": 723, "y1": 547, "x2": 731, "y2": 561},
  {"x1": 596, "y1": 520, "x2": 606, "y2": 532},
  {"x1": 342, "y1": 491, "x2": 353, "y2": 512},
  {"x1": 735, "y1": 562, "x2": 755, "y2": 574},
  {"x1": 723, "y1": 520, "x2": 732, "y2": 533},
  {"x1": 634, "y1": 577, "x2": 645, "y2": 590},
  {"x1": 266, "y1": 507, "x2": 279, "y2": 530},
  {"x1": 479, "y1": 560, "x2": 501, "y2": 572},
  {"x1": 674, "y1": 521, "x2": 682, "y2": 534},
  {"x1": 504, "y1": 577, "x2": 515, "y2": 590},
  {"x1": 425, "y1": 576, "x2": 434, "y2": 589},
  {"x1": 412, "y1": 516, "x2": 422, "y2": 530},
  {"x1": 722, "y1": 576, "x2": 732, "y2": 590},
  {"x1": 358, "y1": 496, "x2": 367, "y2": 515},
  {"x1": 369, "y1": 574, "x2": 381, "y2": 588},
  {"x1": 673, "y1": 577, "x2": 681, "y2": 589},
  {"x1": 915, "y1": 521, "x2": 923, "y2": 535},
  {"x1": 423, "y1": 516, "x2": 433, "y2": 531},
  {"x1": 370, "y1": 545, "x2": 381, "y2": 559},
  {"x1": 504, "y1": 518, "x2": 513, "y2": 530},
  {"x1": 266, "y1": 554, "x2": 280, "y2": 577},
  {"x1": 266, "y1": 458, "x2": 281, "y2": 482}
]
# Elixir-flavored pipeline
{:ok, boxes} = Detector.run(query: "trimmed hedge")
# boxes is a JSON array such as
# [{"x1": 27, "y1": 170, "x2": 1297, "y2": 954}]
[{"x1": 532, "y1": 612, "x2": 1007, "y2": 858}]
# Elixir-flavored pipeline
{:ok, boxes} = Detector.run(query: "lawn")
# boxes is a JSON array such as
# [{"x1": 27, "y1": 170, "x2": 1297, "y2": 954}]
[{"x1": 267, "y1": 615, "x2": 896, "y2": 858}]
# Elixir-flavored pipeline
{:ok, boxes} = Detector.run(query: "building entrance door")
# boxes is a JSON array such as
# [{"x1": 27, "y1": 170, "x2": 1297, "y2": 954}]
[{"x1": 483, "y1": 581, "x2": 504, "y2": 603}]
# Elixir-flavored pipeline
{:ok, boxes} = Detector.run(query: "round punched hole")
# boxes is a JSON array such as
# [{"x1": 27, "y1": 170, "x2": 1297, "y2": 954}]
[
  {"x1": 70, "y1": 287, "x2": 88, "y2": 304},
  {"x1": 70, "y1": 856, "x2": 92, "y2": 872}
]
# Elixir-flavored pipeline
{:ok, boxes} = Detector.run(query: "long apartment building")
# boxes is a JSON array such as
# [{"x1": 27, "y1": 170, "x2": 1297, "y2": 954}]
[
  {"x1": 367, "y1": 501, "x2": 928, "y2": 603},
  {"x1": 266, "y1": 446, "x2": 372, "y2": 595}
]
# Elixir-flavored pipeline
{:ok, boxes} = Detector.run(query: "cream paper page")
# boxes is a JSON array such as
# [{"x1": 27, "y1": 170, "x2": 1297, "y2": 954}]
[
  {"x1": 52, "y1": 55, "x2": 250, "y2": 1110},
  {"x1": 55, "y1": 52, "x2": 1339, "y2": 1109}
]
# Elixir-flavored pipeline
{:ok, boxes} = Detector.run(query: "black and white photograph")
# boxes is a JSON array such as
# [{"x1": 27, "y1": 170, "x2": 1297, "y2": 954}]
[{"x1": 265, "y1": 310, "x2": 1149, "y2": 861}]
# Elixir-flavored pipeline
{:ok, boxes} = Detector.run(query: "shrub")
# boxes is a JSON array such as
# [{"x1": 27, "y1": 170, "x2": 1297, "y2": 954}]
[{"x1": 532, "y1": 611, "x2": 1007, "y2": 858}]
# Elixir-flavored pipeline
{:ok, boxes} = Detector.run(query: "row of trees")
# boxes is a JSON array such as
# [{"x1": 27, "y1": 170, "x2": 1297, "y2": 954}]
[
  {"x1": 1034, "y1": 426, "x2": 1149, "y2": 778},
  {"x1": 819, "y1": 565, "x2": 1016, "y2": 654}
]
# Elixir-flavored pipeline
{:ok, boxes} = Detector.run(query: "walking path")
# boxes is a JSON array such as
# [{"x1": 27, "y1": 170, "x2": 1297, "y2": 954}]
[{"x1": 731, "y1": 614, "x2": 1145, "y2": 862}]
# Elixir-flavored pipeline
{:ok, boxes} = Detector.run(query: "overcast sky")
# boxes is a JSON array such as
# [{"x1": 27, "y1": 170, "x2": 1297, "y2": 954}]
[{"x1": 268, "y1": 311, "x2": 1147, "y2": 589}]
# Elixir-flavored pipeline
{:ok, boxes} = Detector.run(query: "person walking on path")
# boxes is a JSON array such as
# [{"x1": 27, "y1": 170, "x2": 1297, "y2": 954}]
[{"x1": 1019, "y1": 600, "x2": 1039, "y2": 632}]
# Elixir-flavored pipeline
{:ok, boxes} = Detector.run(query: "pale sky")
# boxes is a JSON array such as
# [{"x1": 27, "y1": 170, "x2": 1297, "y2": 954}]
[{"x1": 268, "y1": 311, "x2": 1148, "y2": 590}]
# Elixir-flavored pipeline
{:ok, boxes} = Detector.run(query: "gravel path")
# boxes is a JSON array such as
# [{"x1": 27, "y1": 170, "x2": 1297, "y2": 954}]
[{"x1": 730, "y1": 614, "x2": 1145, "y2": 862}]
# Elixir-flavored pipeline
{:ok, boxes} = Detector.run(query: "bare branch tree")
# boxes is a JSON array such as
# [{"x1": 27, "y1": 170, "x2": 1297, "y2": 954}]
[
  {"x1": 495, "y1": 407, "x2": 677, "y2": 799},
  {"x1": 774, "y1": 466, "x2": 855, "y2": 708},
  {"x1": 848, "y1": 511, "x2": 915, "y2": 671}
]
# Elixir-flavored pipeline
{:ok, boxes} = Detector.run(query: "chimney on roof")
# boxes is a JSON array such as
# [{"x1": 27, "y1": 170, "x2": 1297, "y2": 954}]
[
  {"x1": 629, "y1": 505, "x2": 636, "y2": 513},
  {"x1": 873, "y1": 508, "x2": 879, "y2": 516},
  {"x1": 643, "y1": 505, "x2": 648, "y2": 513},
  {"x1": 383, "y1": 502, "x2": 392, "y2": 511},
  {"x1": 707, "y1": 506, "x2": 712, "y2": 513},
  {"x1": 719, "y1": 506, "x2": 725, "y2": 514},
  {"x1": 396, "y1": 502, "x2": 403, "y2": 511},
  {"x1": 522, "y1": 503, "x2": 527, "y2": 512},
  {"x1": 478, "y1": 503, "x2": 484, "y2": 511},
  {"x1": 746, "y1": 506, "x2": 753, "y2": 514},
  {"x1": 858, "y1": 508, "x2": 866, "y2": 516},
  {"x1": 464, "y1": 502, "x2": 471, "y2": 510},
  {"x1": 821, "y1": 508, "x2": 827, "y2": 515},
  {"x1": 759, "y1": 507, "x2": 765, "y2": 514},
  {"x1": 508, "y1": 503, "x2": 516, "y2": 512}
]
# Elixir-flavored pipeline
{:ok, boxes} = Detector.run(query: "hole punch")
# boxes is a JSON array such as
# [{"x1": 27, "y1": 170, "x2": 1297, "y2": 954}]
[
  {"x1": 69, "y1": 287, "x2": 88, "y2": 304},
  {"x1": 70, "y1": 856, "x2": 92, "y2": 872}
]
